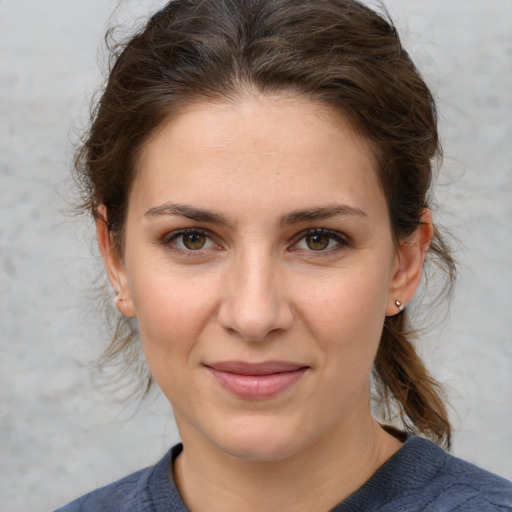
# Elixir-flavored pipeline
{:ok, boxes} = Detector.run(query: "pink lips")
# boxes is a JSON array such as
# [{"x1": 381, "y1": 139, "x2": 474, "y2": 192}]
[{"x1": 205, "y1": 361, "x2": 308, "y2": 399}]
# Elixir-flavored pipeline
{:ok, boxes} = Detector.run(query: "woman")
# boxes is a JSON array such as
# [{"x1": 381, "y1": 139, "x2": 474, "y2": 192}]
[{"x1": 56, "y1": 0, "x2": 512, "y2": 510}]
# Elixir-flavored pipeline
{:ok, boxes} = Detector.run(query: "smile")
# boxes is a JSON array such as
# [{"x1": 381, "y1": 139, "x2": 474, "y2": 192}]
[{"x1": 204, "y1": 361, "x2": 309, "y2": 399}]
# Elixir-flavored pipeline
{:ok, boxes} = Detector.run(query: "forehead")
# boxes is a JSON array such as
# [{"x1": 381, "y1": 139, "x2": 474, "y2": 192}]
[{"x1": 131, "y1": 95, "x2": 384, "y2": 220}]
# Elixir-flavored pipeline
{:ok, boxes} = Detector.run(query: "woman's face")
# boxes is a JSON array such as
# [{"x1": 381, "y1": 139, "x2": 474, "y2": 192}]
[{"x1": 107, "y1": 95, "x2": 412, "y2": 461}]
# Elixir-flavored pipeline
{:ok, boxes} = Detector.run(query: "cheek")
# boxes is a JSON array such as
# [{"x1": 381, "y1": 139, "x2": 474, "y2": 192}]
[
  {"x1": 297, "y1": 267, "x2": 389, "y2": 335},
  {"x1": 128, "y1": 264, "x2": 219, "y2": 359},
  {"x1": 293, "y1": 266, "x2": 389, "y2": 374}
]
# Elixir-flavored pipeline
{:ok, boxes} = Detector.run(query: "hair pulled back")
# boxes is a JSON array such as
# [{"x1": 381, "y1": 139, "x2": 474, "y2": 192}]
[{"x1": 76, "y1": 0, "x2": 455, "y2": 447}]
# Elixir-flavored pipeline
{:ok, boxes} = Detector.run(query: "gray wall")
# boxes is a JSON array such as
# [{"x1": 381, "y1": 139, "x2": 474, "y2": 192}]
[{"x1": 1, "y1": 1, "x2": 511, "y2": 510}]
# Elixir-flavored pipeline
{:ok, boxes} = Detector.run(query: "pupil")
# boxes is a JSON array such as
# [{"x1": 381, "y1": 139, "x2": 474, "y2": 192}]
[
  {"x1": 307, "y1": 234, "x2": 329, "y2": 250},
  {"x1": 184, "y1": 233, "x2": 205, "y2": 250}
]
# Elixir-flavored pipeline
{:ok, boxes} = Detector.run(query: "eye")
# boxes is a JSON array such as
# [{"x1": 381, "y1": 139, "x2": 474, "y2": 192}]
[
  {"x1": 166, "y1": 229, "x2": 216, "y2": 252},
  {"x1": 181, "y1": 232, "x2": 208, "y2": 250},
  {"x1": 304, "y1": 233, "x2": 332, "y2": 251},
  {"x1": 292, "y1": 229, "x2": 348, "y2": 253}
]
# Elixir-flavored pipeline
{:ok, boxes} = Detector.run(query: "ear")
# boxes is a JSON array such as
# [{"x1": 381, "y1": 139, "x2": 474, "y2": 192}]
[
  {"x1": 386, "y1": 209, "x2": 433, "y2": 316},
  {"x1": 96, "y1": 205, "x2": 136, "y2": 318}
]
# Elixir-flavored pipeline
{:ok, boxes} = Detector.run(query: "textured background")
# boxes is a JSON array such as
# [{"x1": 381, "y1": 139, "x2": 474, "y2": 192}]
[{"x1": 1, "y1": 1, "x2": 511, "y2": 510}]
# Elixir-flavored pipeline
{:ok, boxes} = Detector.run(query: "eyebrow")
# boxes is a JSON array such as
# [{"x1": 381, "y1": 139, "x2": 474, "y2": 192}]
[
  {"x1": 144, "y1": 202, "x2": 367, "y2": 226},
  {"x1": 144, "y1": 203, "x2": 230, "y2": 226},
  {"x1": 279, "y1": 203, "x2": 367, "y2": 226}
]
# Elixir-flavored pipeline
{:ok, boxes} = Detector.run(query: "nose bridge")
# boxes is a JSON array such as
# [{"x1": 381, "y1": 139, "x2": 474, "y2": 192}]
[{"x1": 218, "y1": 243, "x2": 292, "y2": 341}]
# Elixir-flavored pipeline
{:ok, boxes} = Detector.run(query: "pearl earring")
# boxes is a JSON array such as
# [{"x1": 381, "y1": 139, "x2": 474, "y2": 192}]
[{"x1": 395, "y1": 300, "x2": 405, "y2": 312}]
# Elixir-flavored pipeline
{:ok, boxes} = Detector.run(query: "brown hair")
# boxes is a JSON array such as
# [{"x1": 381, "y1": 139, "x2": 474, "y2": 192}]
[{"x1": 75, "y1": 0, "x2": 455, "y2": 447}]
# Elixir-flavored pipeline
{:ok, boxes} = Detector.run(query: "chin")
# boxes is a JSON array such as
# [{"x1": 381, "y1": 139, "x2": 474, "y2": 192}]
[
  {"x1": 207, "y1": 416, "x2": 314, "y2": 462},
  {"x1": 217, "y1": 437, "x2": 299, "y2": 462}
]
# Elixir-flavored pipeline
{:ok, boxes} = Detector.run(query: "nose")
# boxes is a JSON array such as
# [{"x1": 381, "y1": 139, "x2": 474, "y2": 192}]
[{"x1": 217, "y1": 249, "x2": 294, "y2": 342}]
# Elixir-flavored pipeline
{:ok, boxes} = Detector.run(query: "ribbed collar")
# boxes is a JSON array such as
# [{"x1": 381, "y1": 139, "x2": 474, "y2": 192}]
[
  {"x1": 331, "y1": 436, "x2": 445, "y2": 511},
  {"x1": 139, "y1": 436, "x2": 445, "y2": 512}
]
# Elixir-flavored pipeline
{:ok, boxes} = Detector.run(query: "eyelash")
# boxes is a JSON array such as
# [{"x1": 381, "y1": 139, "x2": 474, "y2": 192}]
[
  {"x1": 162, "y1": 228, "x2": 217, "y2": 256},
  {"x1": 290, "y1": 228, "x2": 350, "y2": 256},
  {"x1": 162, "y1": 228, "x2": 350, "y2": 256}
]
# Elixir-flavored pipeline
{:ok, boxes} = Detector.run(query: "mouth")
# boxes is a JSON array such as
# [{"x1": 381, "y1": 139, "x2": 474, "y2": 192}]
[{"x1": 203, "y1": 361, "x2": 309, "y2": 399}]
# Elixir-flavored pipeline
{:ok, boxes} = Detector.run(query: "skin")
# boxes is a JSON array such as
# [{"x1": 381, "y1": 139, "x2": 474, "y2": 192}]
[{"x1": 98, "y1": 94, "x2": 432, "y2": 512}]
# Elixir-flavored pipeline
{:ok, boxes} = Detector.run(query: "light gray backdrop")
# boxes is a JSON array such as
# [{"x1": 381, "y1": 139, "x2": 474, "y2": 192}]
[{"x1": 1, "y1": 1, "x2": 511, "y2": 511}]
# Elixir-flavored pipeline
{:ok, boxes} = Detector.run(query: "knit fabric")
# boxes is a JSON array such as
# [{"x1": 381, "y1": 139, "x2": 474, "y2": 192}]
[{"x1": 54, "y1": 436, "x2": 512, "y2": 511}]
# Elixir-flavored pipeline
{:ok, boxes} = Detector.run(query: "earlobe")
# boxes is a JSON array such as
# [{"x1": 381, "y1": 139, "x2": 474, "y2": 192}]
[
  {"x1": 96, "y1": 205, "x2": 136, "y2": 318},
  {"x1": 386, "y1": 209, "x2": 433, "y2": 316},
  {"x1": 114, "y1": 293, "x2": 136, "y2": 318}
]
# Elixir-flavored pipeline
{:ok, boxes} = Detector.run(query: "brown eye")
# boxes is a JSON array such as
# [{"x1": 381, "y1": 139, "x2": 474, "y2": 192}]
[
  {"x1": 305, "y1": 233, "x2": 330, "y2": 251},
  {"x1": 292, "y1": 229, "x2": 348, "y2": 254},
  {"x1": 166, "y1": 229, "x2": 216, "y2": 254},
  {"x1": 182, "y1": 232, "x2": 207, "y2": 250}
]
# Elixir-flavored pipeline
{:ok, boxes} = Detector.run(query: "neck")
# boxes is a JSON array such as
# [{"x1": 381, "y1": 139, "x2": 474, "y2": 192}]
[{"x1": 173, "y1": 415, "x2": 402, "y2": 512}]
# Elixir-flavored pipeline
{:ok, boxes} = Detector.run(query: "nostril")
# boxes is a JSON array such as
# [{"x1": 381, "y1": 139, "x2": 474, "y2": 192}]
[
  {"x1": 217, "y1": 261, "x2": 293, "y2": 341},
  {"x1": 218, "y1": 298, "x2": 294, "y2": 342}
]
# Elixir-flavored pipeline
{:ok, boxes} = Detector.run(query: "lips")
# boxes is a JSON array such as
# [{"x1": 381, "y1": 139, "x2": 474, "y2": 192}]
[{"x1": 204, "y1": 360, "x2": 309, "y2": 399}]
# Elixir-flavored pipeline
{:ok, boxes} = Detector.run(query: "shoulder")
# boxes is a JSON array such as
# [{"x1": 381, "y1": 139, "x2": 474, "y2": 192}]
[
  {"x1": 428, "y1": 443, "x2": 512, "y2": 511},
  {"x1": 385, "y1": 436, "x2": 512, "y2": 511},
  {"x1": 53, "y1": 445, "x2": 188, "y2": 512},
  {"x1": 54, "y1": 467, "x2": 150, "y2": 512}
]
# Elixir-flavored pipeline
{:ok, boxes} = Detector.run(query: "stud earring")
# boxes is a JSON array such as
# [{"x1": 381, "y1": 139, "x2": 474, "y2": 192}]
[{"x1": 395, "y1": 300, "x2": 405, "y2": 312}]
